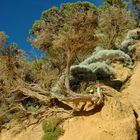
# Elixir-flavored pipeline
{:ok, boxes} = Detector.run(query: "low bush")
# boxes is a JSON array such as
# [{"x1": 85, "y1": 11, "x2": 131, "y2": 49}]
[
  {"x1": 80, "y1": 49, "x2": 132, "y2": 66},
  {"x1": 42, "y1": 127, "x2": 64, "y2": 140},
  {"x1": 42, "y1": 116, "x2": 64, "y2": 140},
  {"x1": 71, "y1": 61, "x2": 115, "y2": 81}
]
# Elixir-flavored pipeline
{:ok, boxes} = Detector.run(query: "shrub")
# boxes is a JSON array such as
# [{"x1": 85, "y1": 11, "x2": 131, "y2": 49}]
[
  {"x1": 119, "y1": 29, "x2": 140, "y2": 57},
  {"x1": 42, "y1": 116, "x2": 63, "y2": 132},
  {"x1": 71, "y1": 62, "x2": 115, "y2": 81},
  {"x1": 80, "y1": 49, "x2": 132, "y2": 66},
  {"x1": 42, "y1": 116, "x2": 64, "y2": 140},
  {"x1": 120, "y1": 39, "x2": 134, "y2": 50},
  {"x1": 126, "y1": 28, "x2": 140, "y2": 40},
  {"x1": 42, "y1": 127, "x2": 64, "y2": 140},
  {"x1": 97, "y1": 6, "x2": 135, "y2": 49}
]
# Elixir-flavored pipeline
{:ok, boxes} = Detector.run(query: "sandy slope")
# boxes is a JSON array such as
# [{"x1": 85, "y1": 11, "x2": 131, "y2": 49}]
[
  {"x1": 122, "y1": 62, "x2": 140, "y2": 126},
  {"x1": 1, "y1": 96, "x2": 137, "y2": 140},
  {"x1": 59, "y1": 97, "x2": 137, "y2": 140},
  {"x1": 0, "y1": 124, "x2": 43, "y2": 140}
]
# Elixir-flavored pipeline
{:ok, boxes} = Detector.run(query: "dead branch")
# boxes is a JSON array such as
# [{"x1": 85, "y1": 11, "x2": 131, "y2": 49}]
[
  {"x1": 10, "y1": 86, "x2": 50, "y2": 104},
  {"x1": 20, "y1": 87, "x2": 50, "y2": 103}
]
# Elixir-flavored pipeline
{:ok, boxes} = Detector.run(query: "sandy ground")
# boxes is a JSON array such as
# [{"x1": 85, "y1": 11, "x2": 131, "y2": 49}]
[
  {"x1": 1, "y1": 96, "x2": 138, "y2": 140},
  {"x1": 0, "y1": 124, "x2": 43, "y2": 140},
  {"x1": 59, "y1": 97, "x2": 137, "y2": 140},
  {"x1": 122, "y1": 63, "x2": 140, "y2": 117}
]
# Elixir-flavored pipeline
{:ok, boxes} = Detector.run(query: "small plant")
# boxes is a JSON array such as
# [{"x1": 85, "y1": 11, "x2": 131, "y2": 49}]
[
  {"x1": 42, "y1": 116, "x2": 64, "y2": 140},
  {"x1": 42, "y1": 127, "x2": 64, "y2": 140}
]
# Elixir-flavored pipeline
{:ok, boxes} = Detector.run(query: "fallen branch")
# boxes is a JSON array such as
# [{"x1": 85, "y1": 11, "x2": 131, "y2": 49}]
[
  {"x1": 10, "y1": 86, "x2": 51, "y2": 104},
  {"x1": 20, "y1": 87, "x2": 51, "y2": 103}
]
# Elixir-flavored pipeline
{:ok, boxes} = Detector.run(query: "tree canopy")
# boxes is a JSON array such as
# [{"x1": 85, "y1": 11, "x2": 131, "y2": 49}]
[{"x1": 29, "y1": 2, "x2": 98, "y2": 51}]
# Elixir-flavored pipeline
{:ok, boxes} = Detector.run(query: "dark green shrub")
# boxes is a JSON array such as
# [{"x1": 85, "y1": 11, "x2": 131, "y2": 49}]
[
  {"x1": 42, "y1": 116, "x2": 64, "y2": 140},
  {"x1": 42, "y1": 127, "x2": 64, "y2": 140}
]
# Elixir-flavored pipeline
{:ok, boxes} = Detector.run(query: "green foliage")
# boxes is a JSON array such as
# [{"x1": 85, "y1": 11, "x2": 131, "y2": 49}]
[
  {"x1": 58, "y1": 24, "x2": 70, "y2": 34},
  {"x1": 126, "y1": 28, "x2": 140, "y2": 40},
  {"x1": 0, "y1": 32, "x2": 8, "y2": 47},
  {"x1": 41, "y1": 6, "x2": 59, "y2": 21},
  {"x1": 119, "y1": 28, "x2": 140, "y2": 56},
  {"x1": 29, "y1": 60, "x2": 44, "y2": 70},
  {"x1": 29, "y1": 1, "x2": 98, "y2": 50},
  {"x1": 80, "y1": 49, "x2": 132, "y2": 66},
  {"x1": 42, "y1": 116, "x2": 62, "y2": 133},
  {"x1": 71, "y1": 62, "x2": 115, "y2": 81},
  {"x1": 120, "y1": 39, "x2": 135, "y2": 53},
  {"x1": 61, "y1": 1, "x2": 97, "y2": 14},
  {"x1": 1, "y1": 43, "x2": 19, "y2": 57},
  {"x1": 102, "y1": 0, "x2": 126, "y2": 8},
  {"x1": 0, "y1": 32, "x2": 20, "y2": 57},
  {"x1": 42, "y1": 127, "x2": 64, "y2": 140},
  {"x1": 0, "y1": 32, "x2": 24, "y2": 60},
  {"x1": 42, "y1": 116, "x2": 64, "y2": 140},
  {"x1": 29, "y1": 20, "x2": 45, "y2": 35},
  {"x1": 97, "y1": 6, "x2": 136, "y2": 49}
]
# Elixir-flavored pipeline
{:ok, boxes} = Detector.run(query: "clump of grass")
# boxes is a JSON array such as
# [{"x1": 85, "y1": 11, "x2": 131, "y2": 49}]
[
  {"x1": 42, "y1": 127, "x2": 64, "y2": 140},
  {"x1": 42, "y1": 116, "x2": 64, "y2": 140}
]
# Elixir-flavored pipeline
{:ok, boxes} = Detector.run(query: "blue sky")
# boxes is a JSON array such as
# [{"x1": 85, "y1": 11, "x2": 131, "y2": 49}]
[{"x1": 0, "y1": 0, "x2": 103, "y2": 55}]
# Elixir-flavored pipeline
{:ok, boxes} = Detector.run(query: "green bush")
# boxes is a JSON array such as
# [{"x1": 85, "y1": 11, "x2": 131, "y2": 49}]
[
  {"x1": 80, "y1": 49, "x2": 132, "y2": 66},
  {"x1": 42, "y1": 116, "x2": 64, "y2": 140},
  {"x1": 71, "y1": 61, "x2": 115, "y2": 81},
  {"x1": 119, "y1": 29, "x2": 140, "y2": 57},
  {"x1": 42, "y1": 116, "x2": 62, "y2": 132},
  {"x1": 126, "y1": 29, "x2": 140, "y2": 40},
  {"x1": 42, "y1": 127, "x2": 64, "y2": 140}
]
